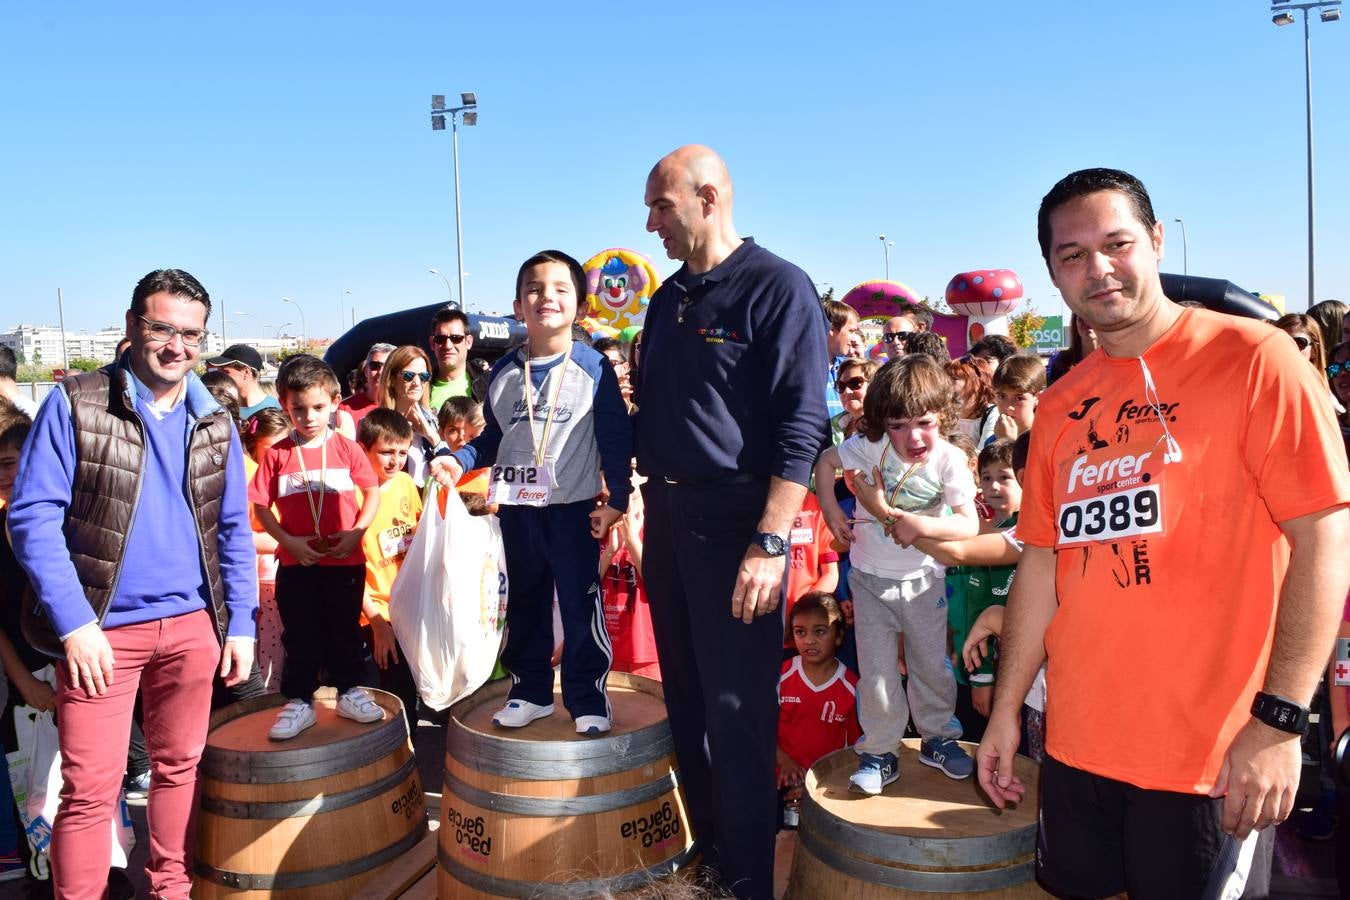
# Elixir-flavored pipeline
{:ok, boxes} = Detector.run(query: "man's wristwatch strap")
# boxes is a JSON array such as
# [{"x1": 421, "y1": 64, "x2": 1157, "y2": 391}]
[{"x1": 1250, "y1": 691, "x2": 1310, "y2": 735}]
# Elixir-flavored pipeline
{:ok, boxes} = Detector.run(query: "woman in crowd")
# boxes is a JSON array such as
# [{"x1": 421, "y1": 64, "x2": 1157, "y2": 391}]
[{"x1": 377, "y1": 344, "x2": 445, "y2": 487}]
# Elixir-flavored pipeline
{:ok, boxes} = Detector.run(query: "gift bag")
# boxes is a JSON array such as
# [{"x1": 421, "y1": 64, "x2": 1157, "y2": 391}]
[
  {"x1": 390, "y1": 486, "x2": 506, "y2": 710},
  {"x1": 8, "y1": 678, "x2": 136, "y2": 878}
]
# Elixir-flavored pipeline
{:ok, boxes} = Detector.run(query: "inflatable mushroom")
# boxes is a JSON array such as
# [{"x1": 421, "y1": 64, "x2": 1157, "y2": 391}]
[{"x1": 945, "y1": 269, "x2": 1023, "y2": 345}]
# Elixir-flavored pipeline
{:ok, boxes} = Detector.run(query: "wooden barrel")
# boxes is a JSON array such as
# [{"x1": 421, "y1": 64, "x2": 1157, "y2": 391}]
[
  {"x1": 194, "y1": 688, "x2": 428, "y2": 898},
  {"x1": 438, "y1": 672, "x2": 696, "y2": 898},
  {"x1": 786, "y1": 741, "x2": 1048, "y2": 898}
]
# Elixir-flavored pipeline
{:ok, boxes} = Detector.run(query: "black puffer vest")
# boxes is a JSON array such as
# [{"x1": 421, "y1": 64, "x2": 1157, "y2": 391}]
[{"x1": 21, "y1": 365, "x2": 236, "y2": 657}]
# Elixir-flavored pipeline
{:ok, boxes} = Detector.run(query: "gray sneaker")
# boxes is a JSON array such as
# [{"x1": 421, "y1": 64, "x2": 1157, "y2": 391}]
[
  {"x1": 268, "y1": 700, "x2": 316, "y2": 740},
  {"x1": 848, "y1": 752, "x2": 900, "y2": 795},
  {"x1": 919, "y1": 738, "x2": 974, "y2": 779},
  {"x1": 337, "y1": 687, "x2": 386, "y2": 724}
]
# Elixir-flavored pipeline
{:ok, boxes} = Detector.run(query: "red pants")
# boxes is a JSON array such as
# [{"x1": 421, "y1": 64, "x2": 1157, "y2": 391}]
[{"x1": 52, "y1": 609, "x2": 219, "y2": 900}]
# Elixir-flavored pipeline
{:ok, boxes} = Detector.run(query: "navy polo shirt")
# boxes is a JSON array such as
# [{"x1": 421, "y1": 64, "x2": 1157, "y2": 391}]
[{"x1": 633, "y1": 239, "x2": 829, "y2": 486}]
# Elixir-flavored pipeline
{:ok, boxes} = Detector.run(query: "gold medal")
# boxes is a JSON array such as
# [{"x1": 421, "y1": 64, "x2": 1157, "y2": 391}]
[{"x1": 314, "y1": 535, "x2": 331, "y2": 553}]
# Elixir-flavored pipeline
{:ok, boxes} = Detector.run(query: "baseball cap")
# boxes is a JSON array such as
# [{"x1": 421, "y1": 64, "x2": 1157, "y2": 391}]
[{"x1": 206, "y1": 344, "x2": 264, "y2": 372}]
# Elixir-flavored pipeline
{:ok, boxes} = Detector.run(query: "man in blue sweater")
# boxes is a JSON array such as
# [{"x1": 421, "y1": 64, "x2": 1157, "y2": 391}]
[
  {"x1": 9, "y1": 269, "x2": 256, "y2": 900},
  {"x1": 636, "y1": 146, "x2": 829, "y2": 899}
]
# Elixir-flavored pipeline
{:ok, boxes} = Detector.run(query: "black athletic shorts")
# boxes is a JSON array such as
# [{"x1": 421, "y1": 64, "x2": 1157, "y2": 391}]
[{"x1": 1037, "y1": 755, "x2": 1273, "y2": 899}]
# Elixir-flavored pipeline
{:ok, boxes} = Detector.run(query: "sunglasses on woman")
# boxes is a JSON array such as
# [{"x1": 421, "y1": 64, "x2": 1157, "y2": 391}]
[
  {"x1": 835, "y1": 376, "x2": 868, "y2": 392},
  {"x1": 1328, "y1": 361, "x2": 1349, "y2": 378},
  {"x1": 401, "y1": 370, "x2": 432, "y2": 383},
  {"x1": 1292, "y1": 335, "x2": 1311, "y2": 351}
]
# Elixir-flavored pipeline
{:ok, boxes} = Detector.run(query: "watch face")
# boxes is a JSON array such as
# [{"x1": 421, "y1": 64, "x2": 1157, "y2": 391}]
[{"x1": 759, "y1": 533, "x2": 787, "y2": 556}]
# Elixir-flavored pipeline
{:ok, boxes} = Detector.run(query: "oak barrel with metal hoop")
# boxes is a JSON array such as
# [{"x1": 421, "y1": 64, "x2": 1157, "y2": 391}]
[
  {"x1": 438, "y1": 672, "x2": 696, "y2": 898},
  {"x1": 194, "y1": 688, "x2": 427, "y2": 898},
  {"x1": 786, "y1": 741, "x2": 1048, "y2": 898}
]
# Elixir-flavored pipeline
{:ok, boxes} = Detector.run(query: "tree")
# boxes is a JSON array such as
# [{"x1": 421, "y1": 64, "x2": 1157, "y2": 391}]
[
  {"x1": 1007, "y1": 308, "x2": 1046, "y2": 350},
  {"x1": 66, "y1": 357, "x2": 103, "y2": 373},
  {"x1": 819, "y1": 286, "x2": 835, "y2": 303}
]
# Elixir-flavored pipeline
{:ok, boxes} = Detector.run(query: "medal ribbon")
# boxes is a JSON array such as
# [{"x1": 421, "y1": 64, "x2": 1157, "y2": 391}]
[
  {"x1": 522, "y1": 352, "x2": 570, "y2": 468},
  {"x1": 292, "y1": 431, "x2": 327, "y2": 543},
  {"x1": 878, "y1": 443, "x2": 921, "y2": 508}
]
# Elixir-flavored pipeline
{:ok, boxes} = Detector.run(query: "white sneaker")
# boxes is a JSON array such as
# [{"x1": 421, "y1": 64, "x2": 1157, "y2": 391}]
[
  {"x1": 336, "y1": 687, "x2": 386, "y2": 724},
  {"x1": 575, "y1": 715, "x2": 612, "y2": 736},
  {"x1": 492, "y1": 699, "x2": 554, "y2": 728},
  {"x1": 269, "y1": 700, "x2": 316, "y2": 740}
]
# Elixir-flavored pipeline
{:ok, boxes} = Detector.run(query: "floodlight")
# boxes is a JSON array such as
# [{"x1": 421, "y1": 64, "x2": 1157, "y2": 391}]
[
  {"x1": 1321, "y1": 8, "x2": 1340, "y2": 22},
  {"x1": 1273, "y1": 11, "x2": 1295, "y2": 24},
  {"x1": 432, "y1": 94, "x2": 446, "y2": 110},
  {"x1": 461, "y1": 92, "x2": 477, "y2": 106},
  {"x1": 432, "y1": 114, "x2": 445, "y2": 131},
  {"x1": 463, "y1": 112, "x2": 478, "y2": 126}
]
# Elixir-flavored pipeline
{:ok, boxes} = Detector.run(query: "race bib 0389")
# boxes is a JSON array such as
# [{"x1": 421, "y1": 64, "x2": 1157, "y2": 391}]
[{"x1": 1056, "y1": 444, "x2": 1166, "y2": 548}]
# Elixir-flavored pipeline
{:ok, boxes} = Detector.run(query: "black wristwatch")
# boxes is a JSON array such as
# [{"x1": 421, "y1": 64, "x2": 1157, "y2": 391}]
[
  {"x1": 753, "y1": 532, "x2": 788, "y2": 557},
  {"x1": 1250, "y1": 692, "x2": 1310, "y2": 736}
]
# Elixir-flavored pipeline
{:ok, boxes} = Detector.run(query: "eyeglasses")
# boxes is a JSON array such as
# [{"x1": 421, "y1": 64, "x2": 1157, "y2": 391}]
[
  {"x1": 835, "y1": 376, "x2": 868, "y2": 392},
  {"x1": 401, "y1": 370, "x2": 432, "y2": 383},
  {"x1": 136, "y1": 315, "x2": 207, "y2": 347},
  {"x1": 367, "y1": 360, "x2": 384, "y2": 372},
  {"x1": 1328, "y1": 362, "x2": 1350, "y2": 378},
  {"x1": 1292, "y1": 335, "x2": 1311, "y2": 351},
  {"x1": 431, "y1": 333, "x2": 468, "y2": 346},
  {"x1": 881, "y1": 332, "x2": 907, "y2": 343}
]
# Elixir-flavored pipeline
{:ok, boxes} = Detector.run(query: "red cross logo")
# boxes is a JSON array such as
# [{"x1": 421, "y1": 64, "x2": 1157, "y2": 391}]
[{"x1": 1336, "y1": 662, "x2": 1349, "y2": 683}]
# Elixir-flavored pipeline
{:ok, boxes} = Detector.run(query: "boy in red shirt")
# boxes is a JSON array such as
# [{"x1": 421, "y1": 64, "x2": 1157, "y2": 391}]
[
  {"x1": 250, "y1": 355, "x2": 383, "y2": 740},
  {"x1": 777, "y1": 592, "x2": 860, "y2": 823}
]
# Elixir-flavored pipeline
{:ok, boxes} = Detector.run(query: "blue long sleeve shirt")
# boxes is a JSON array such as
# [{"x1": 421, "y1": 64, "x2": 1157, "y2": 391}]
[
  {"x1": 633, "y1": 239, "x2": 830, "y2": 486},
  {"x1": 8, "y1": 366, "x2": 258, "y2": 644}
]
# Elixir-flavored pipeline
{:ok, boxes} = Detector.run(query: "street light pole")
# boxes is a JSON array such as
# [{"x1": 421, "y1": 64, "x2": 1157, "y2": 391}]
[
  {"x1": 1172, "y1": 218, "x2": 1189, "y2": 276},
  {"x1": 432, "y1": 92, "x2": 478, "y2": 312},
  {"x1": 428, "y1": 268, "x2": 456, "y2": 306},
  {"x1": 340, "y1": 289, "x2": 351, "y2": 336},
  {"x1": 878, "y1": 235, "x2": 893, "y2": 281},
  {"x1": 1271, "y1": 0, "x2": 1339, "y2": 307},
  {"x1": 282, "y1": 297, "x2": 307, "y2": 346}
]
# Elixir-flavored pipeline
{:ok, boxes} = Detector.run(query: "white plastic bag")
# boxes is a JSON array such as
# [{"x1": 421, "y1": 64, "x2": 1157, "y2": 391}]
[
  {"x1": 8, "y1": 683, "x2": 136, "y2": 878},
  {"x1": 389, "y1": 486, "x2": 507, "y2": 710}
]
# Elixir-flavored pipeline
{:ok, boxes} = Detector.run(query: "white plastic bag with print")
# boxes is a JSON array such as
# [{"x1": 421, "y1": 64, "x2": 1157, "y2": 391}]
[
  {"x1": 389, "y1": 485, "x2": 506, "y2": 711},
  {"x1": 8, "y1": 670, "x2": 135, "y2": 878}
]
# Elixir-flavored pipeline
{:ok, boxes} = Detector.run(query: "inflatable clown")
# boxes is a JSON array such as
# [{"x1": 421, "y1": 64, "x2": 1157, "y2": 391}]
[{"x1": 583, "y1": 248, "x2": 661, "y2": 332}]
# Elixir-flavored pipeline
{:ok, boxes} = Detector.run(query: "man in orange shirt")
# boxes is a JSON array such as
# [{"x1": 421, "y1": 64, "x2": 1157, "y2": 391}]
[{"x1": 975, "y1": 168, "x2": 1350, "y2": 898}]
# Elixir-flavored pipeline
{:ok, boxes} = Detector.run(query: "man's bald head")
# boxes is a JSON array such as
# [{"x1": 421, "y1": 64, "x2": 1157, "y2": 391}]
[{"x1": 644, "y1": 145, "x2": 742, "y2": 272}]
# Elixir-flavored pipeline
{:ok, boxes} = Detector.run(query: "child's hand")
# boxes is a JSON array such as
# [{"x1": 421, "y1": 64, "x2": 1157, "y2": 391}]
[
  {"x1": 972, "y1": 685, "x2": 994, "y2": 718},
  {"x1": 368, "y1": 613, "x2": 399, "y2": 670},
  {"x1": 776, "y1": 747, "x2": 805, "y2": 789},
  {"x1": 822, "y1": 505, "x2": 855, "y2": 546},
  {"x1": 430, "y1": 456, "x2": 463, "y2": 488},
  {"x1": 994, "y1": 413, "x2": 1019, "y2": 441},
  {"x1": 839, "y1": 599, "x2": 855, "y2": 627},
  {"x1": 285, "y1": 534, "x2": 325, "y2": 566},
  {"x1": 590, "y1": 504, "x2": 623, "y2": 540},
  {"x1": 852, "y1": 466, "x2": 890, "y2": 521},
  {"x1": 16, "y1": 672, "x2": 56, "y2": 711},
  {"x1": 885, "y1": 511, "x2": 922, "y2": 547},
  {"x1": 326, "y1": 529, "x2": 363, "y2": 559},
  {"x1": 963, "y1": 605, "x2": 1006, "y2": 672}
]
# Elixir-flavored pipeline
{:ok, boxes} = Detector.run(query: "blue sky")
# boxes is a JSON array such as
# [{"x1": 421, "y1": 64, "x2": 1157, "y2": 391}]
[{"x1": 2, "y1": 1, "x2": 1347, "y2": 339}]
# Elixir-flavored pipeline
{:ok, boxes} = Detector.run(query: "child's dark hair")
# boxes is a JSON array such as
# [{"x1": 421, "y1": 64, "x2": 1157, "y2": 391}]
[
  {"x1": 0, "y1": 402, "x2": 32, "y2": 454},
  {"x1": 978, "y1": 438, "x2": 1015, "y2": 474},
  {"x1": 946, "y1": 431, "x2": 980, "y2": 467},
  {"x1": 857, "y1": 355, "x2": 960, "y2": 441},
  {"x1": 515, "y1": 250, "x2": 587, "y2": 311},
  {"x1": 276, "y1": 353, "x2": 340, "y2": 400},
  {"x1": 242, "y1": 407, "x2": 290, "y2": 457},
  {"x1": 200, "y1": 369, "x2": 242, "y2": 432},
  {"x1": 1012, "y1": 431, "x2": 1032, "y2": 474},
  {"x1": 905, "y1": 331, "x2": 950, "y2": 366},
  {"x1": 437, "y1": 396, "x2": 484, "y2": 431},
  {"x1": 788, "y1": 592, "x2": 846, "y2": 637},
  {"x1": 357, "y1": 407, "x2": 415, "y2": 449},
  {"x1": 992, "y1": 354, "x2": 1047, "y2": 395}
]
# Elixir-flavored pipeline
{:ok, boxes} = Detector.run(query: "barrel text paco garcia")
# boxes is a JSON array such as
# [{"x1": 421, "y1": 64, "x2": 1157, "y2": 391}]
[
  {"x1": 620, "y1": 801, "x2": 681, "y2": 849},
  {"x1": 446, "y1": 805, "x2": 493, "y2": 857}
]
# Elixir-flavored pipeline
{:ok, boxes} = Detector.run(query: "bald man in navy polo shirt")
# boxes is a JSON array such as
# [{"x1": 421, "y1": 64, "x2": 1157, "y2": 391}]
[{"x1": 634, "y1": 145, "x2": 829, "y2": 899}]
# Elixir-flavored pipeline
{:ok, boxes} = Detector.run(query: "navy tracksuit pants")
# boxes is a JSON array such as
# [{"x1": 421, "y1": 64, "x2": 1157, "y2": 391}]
[
  {"x1": 497, "y1": 500, "x2": 612, "y2": 720},
  {"x1": 641, "y1": 477, "x2": 783, "y2": 900}
]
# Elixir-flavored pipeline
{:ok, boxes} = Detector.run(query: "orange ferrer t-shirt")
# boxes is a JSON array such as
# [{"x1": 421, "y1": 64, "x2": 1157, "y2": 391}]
[
  {"x1": 785, "y1": 492, "x2": 840, "y2": 606},
  {"x1": 1019, "y1": 308, "x2": 1350, "y2": 794},
  {"x1": 359, "y1": 472, "x2": 423, "y2": 624}
]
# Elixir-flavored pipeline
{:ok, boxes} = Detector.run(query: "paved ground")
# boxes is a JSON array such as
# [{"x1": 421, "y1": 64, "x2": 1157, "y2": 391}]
[{"x1": 0, "y1": 717, "x2": 1339, "y2": 899}]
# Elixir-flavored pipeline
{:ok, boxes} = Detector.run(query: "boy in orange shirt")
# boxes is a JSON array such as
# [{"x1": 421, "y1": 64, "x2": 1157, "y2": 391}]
[{"x1": 357, "y1": 408, "x2": 423, "y2": 729}]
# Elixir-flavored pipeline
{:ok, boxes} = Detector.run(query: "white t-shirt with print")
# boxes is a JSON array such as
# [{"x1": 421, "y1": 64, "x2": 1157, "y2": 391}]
[{"x1": 836, "y1": 435, "x2": 975, "y2": 580}]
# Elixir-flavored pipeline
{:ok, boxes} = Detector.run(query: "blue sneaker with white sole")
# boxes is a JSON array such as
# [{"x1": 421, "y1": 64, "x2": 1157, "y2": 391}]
[
  {"x1": 919, "y1": 737, "x2": 973, "y2": 779},
  {"x1": 848, "y1": 752, "x2": 900, "y2": 795}
]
